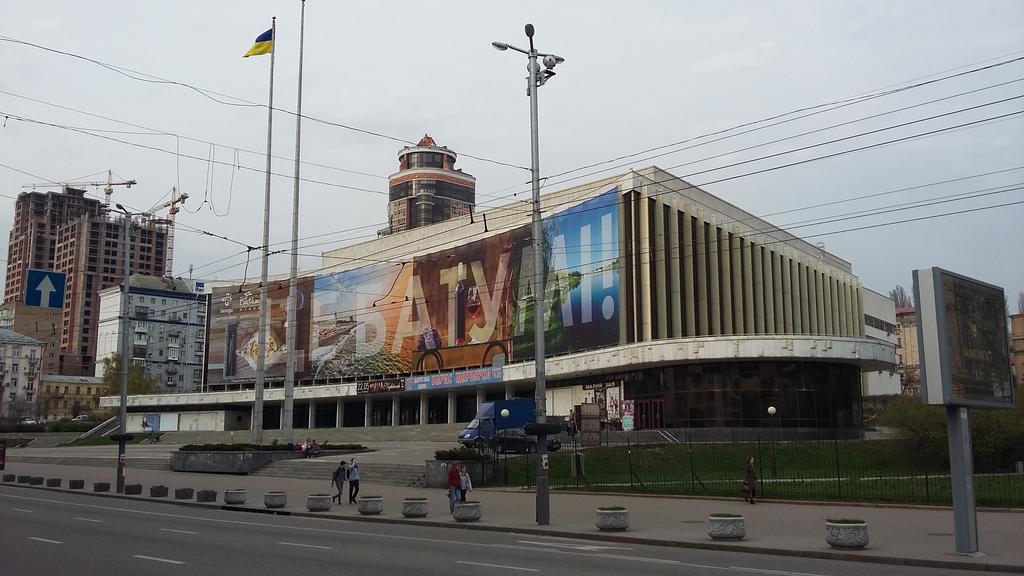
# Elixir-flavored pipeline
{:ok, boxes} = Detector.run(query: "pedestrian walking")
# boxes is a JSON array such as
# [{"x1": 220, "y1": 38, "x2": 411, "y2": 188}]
[
  {"x1": 331, "y1": 460, "x2": 347, "y2": 504},
  {"x1": 347, "y1": 458, "x2": 361, "y2": 504},
  {"x1": 458, "y1": 464, "x2": 473, "y2": 503},
  {"x1": 743, "y1": 455, "x2": 758, "y2": 504},
  {"x1": 447, "y1": 463, "x2": 462, "y2": 513}
]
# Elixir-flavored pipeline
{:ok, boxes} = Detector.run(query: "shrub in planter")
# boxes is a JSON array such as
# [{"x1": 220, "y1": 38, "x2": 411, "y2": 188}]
[
  {"x1": 825, "y1": 518, "x2": 869, "y2": 549},
  {"x1": 402, "y1": 497, "x2": 429, "y2": 518},
  {"x1": 452, "y1": 501, "x2": 482, "y2": 522},
  {"x1": 124, "y1": 484, "x2": 143, "y2": 495},
  {"x1": 46, "y1": 478, "x2": 61, "y2": 488},
  {"x1": 196, "y1": 490, "x2": 217, "y2": 503},
  {"x1": 434, "y1": 447, "x2": 490, "y2": 461},
  {"x1": 595, "y1": 506, "x2": 629, "y2": 531},
  {"x1": 707, "y1": 513, "x2": 746, "y2": 540},
  {"x1": 174, "y1": 488, "x2": 194, "y2": 500},
  {"x1": 150, "y1": 485, "x2": 169, "y2": 498},
  {"x1": 69, "y1": 479, "x2": 85, "y2": 490},
  {"x1": 357, "y1": 496, "x2": 384, "y2": 516},
  {"x1": 264, "y1": 491, "x2": 287, "y2": 509},
  {"x1": 306, "y1": 493, "x2": 332, "y2": 512},
  {"x1": 224, "y1": 489, "x2": 247, "y2": 505}
]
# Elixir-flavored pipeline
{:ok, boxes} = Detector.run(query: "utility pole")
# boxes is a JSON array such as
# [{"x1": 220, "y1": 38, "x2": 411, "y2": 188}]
[{"x1": 114, "y1": 204, "x2": 133, "y2": 493}]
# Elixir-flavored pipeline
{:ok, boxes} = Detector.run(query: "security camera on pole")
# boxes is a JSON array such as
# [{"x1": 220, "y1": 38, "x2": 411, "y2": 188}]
[{"x1": 492, "y1": 23, "x2": 565, "y2": 526}]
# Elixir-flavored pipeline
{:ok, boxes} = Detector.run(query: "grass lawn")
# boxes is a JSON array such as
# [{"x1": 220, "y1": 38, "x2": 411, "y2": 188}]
[{"x1": 494, "y1": 440, "x2": 1024, "y2": 507}]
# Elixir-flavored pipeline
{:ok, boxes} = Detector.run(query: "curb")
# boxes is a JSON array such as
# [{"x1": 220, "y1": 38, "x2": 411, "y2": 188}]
[{"x1": 1, "y1": 482, "x2": 1021, "y2": 573}]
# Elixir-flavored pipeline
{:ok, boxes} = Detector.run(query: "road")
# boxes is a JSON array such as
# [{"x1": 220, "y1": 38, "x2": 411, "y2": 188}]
[{"x1": 0, "y1": 485, "x2": 994, "y2": 576}]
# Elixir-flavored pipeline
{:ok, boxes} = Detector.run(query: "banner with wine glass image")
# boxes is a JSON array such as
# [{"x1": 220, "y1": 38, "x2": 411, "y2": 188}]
[{"x1": 307, "y1": 188, "x2": 622, "y2": 381}]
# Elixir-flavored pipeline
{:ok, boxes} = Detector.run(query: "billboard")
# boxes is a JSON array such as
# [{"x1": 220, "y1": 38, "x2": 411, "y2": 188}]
[
  {"x1": 309, "y1": 188, "x2": 622, "y2": 380},
  {"x1": 207, "y1": 278, "x2": 313, "y2": 384},
  {"x1": 914, "y1": 267, "x2": 1014, "y2": 409}
]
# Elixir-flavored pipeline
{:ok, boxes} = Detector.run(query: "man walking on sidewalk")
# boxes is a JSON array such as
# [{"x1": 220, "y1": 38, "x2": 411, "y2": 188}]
[
  {"x1": 331, "y1": 460, "x2": 347, "y2": 504},
  {"x1": 347, "y1": 458, "x2": 360, "y2": 504}
]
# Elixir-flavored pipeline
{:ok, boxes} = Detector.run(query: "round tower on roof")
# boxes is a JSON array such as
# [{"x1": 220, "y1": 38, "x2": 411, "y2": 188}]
[{"x1": 383, "y1": 134, "x2": 476, "y2": 236}]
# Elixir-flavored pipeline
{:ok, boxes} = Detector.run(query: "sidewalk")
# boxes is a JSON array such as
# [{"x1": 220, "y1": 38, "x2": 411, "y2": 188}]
[{"x1": 3, "y1": 461, "x2": 1023, "y2": 573}]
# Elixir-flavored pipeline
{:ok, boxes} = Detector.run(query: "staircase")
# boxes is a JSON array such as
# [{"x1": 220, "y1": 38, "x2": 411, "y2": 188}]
[{"x1": 252, "y1": 459, "x2": 426, "y2": 487}]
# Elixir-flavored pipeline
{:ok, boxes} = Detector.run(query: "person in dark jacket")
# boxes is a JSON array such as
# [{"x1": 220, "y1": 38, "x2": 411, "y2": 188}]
[
  {"x1": 347, "y1": 458, "x2": 360, "y2": 504},
  {"x1": 743, "y1": 455, "x2": 758, "y2": 504},
  {"x1": 331, "y1": 461, "x2": 347, "y2": 504}
]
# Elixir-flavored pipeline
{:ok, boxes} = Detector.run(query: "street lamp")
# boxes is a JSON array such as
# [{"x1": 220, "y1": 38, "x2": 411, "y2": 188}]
[
  {"x1": 767, "y1": 405, "x2": 778, "y2": 479},
  {"x1": 114, "y1": 203, "x2": 133, "y2": 493},
  {"x1": 492, "y1": 23, "x2": 564, "y2": 526}
]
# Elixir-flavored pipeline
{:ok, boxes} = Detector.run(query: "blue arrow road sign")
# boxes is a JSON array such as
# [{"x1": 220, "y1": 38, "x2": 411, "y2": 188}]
[{"x1": 24, "y1": 269, "x2": 66, "y2": 308}]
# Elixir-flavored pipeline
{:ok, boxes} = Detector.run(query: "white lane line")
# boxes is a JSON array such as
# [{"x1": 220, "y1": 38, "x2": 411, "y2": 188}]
[
  {"x1": 457, "y1": 560, "x2": 539, "y2": 572},
  {"x1": 28, "y1": 537, "x2": 62, "y2": 544},
  {"x1": 134, "y1": 555, "x2": 185, "y2": 565},
  {"x1": 278, "y1": 541, "x2": 332, "y2": 550},
  {"x1": 518, "y1": 540, "x2": 632, "y2": 551},
  {"x1": 729, "y1": 568, "x2": 827, "y2": 576},
  {"x1": 160, "y1": 528, "x2": 199, "y2": 535},
  {"x1": 13, "y1": 508, "x2": 33, "y2": 513},
  {"x1": 75, "y1": 517, "x2": 103, "y2": 523}
]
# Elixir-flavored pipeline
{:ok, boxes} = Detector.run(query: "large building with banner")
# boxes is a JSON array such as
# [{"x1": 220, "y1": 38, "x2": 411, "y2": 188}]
[{"x1": 103, "y1": 167, "x2": 894, "y2": 435}]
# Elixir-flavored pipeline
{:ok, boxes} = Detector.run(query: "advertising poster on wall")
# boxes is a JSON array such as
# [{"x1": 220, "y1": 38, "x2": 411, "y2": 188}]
[
  {"x1": 206, "y1": 278, "x2": 313, "y2": 384},
  {"x1": 309, "y1": 188, "x2": 622, "y2": 380},
  {"x1": 622, "y1": 399, "x2": 635, "y2": 431}
]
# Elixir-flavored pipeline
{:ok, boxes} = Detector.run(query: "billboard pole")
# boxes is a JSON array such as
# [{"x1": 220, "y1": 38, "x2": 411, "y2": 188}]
[{"x1": 947, "y1": 405, "x2": 979, "y2": 553}]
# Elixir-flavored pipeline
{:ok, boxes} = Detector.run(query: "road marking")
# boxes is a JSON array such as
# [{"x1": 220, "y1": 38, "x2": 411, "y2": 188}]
[
  {"x1": 28, "y1": 537, "x2": 62, "y2": 544},
  {"x1": 278, "y1": 541, "x2": 332, "y2": 550},
  {"x1": 75, "y1": 517, "x2": 103, "y2": 523},
  {"x1": 457, "y1": 560, "x2": 539, "y2": 572},
  {"x1": 134, "y1": 555, "x2": 185, "y2": 565},
  {"x1": 160, "y1": 528, "x2": 199, "y2": 535},
  {"x1": 728, "y1": 568, "x2": 826, "y2": 576},
  {"x1": 517, "y1": 540, "x2": 632, "y2": 552},
  {"x1": 13, "y1": 508, "x2": 33, "y2": 513}
]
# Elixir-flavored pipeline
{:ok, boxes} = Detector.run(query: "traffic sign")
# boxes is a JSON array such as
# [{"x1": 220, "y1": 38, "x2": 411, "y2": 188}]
[{"x1": 24, "y1": 269, "x2": 66, "y2": 308}]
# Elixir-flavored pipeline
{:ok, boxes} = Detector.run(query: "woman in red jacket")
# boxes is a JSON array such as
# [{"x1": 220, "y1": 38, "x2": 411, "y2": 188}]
[{"x1": 447, "y1": 464, "x2": 462, "y2": 513}]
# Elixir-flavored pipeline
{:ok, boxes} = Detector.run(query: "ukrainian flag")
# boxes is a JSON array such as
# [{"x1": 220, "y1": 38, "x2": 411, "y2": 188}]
[{"x1": 243, "y1": 28, "x2": 274, "y2": 58}]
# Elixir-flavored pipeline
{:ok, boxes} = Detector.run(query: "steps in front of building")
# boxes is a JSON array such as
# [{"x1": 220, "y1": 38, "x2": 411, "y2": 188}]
[
  {"x1": 252, "y1": 460, "x2": 426, "y2": 487},
  {"x1": 7, "y1": 455, "x2": 170, "y2": 470},
  {"x1": 162, "y1": 424, "x2": 465, "y2": 446}
]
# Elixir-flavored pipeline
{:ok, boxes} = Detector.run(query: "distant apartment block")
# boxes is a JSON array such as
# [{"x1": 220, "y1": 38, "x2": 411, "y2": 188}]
[{"x1": 0, "y1": 329, "x2": 43, "y2": 418}]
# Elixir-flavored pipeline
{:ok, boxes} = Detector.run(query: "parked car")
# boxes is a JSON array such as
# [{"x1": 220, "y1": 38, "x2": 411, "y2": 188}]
[
  {"x1": 19, "y1": 418, "x2": 38, "y2": 425},
  {"x1": 488, "y1": 428, "x2": 561, "y2": 454},
  {"x1": 71, "y1": 415, "x2": 92, "y2": 423}
]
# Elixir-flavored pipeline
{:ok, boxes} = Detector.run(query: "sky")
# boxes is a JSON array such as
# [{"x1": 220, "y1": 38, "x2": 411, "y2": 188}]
[{"x1": 1, "y1": 1, "x2": 1023, "y2": 309}]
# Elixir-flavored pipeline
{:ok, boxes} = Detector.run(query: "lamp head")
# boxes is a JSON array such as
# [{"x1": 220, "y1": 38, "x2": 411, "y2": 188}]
[
  {"x1": 767, "y1": 406, "x2": 777, "y2": 416},
  {"x1": 525, "y1": 23, "x2": 535, "y2": 38},
  {"x1": 491, "y1": 41, "x2": 509, "y2": 51}
]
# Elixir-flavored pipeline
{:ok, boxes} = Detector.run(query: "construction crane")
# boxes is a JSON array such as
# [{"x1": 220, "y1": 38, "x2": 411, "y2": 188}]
[
  {"x1": 147, "y1": 187, "x2": 189, "y2": 277},
  {"x1": 22, "y1": 170, "x2": 137, "y2": 206}
]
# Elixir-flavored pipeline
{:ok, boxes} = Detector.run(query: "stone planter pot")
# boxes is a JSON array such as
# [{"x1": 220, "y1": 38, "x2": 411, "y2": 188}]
[
  {"x1": 224, "y1": 489, "x2": 248, "y2": 505},
  {"x1": 69, "y1": 479, "x2": 85, "y2": 490},
  {"x1": 825, "y1": 519, "x2": 869, "y2": 549},
  {"x1": 595, "y1": 507, "x2": 629, "y2": 531},
  {"x1": 174, "y1": 488, "x2": 194, "y2": 500},
  {"x1": 46, "y1": 478, "x2": 62, "y2": 488},
  {"x1": 357, "y1": 496, "x2": 384, "y2": 516},
  {"x1": 264, "y1": 491, "x2": 288, "y2": 509},
  {"x1": 402, "y1": 498, "x2": 429, "y2": 518},
  {"x1": 453, "y1": 501, "x2": 482, "y2": 523},
  {"x1": 16, "y1": 475, "x2": 31, "y2": 484},
  {"x1": 2, "y1": 474, "x2": 15, "y2": 482},
  {"x1": 93, "y1": 482, "x2": 110, "y2": 493},
  {"x1": 125, "y1": 484, "x2": 143, "y2": 495},
  {"x1": 707, "y1": 514, "x2": 746, "y2": 540},
  {"x1": 196, "y1": 490, "x2": 217, "y2": 503},
  {"x1": 29, "y1": 477, "x2": 44, "y2": 485},
  {"x1": 150, "y1": 485, "x2": 169, "y2": 498},
  {"x1": 306, "y1": 494, "x2": 333, "y2": 512}
]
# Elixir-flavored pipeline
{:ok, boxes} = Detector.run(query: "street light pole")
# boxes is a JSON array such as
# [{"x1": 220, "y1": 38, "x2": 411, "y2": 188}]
[
  {"x1": 492, "y1": 23, "x2": 564, "y2": 527},
  {"x1": 767, "y1": 405, "x2": 778, "y2": 479},
  {"x1": 115, "y1": 204, "x2": 132, "y2": 494}
]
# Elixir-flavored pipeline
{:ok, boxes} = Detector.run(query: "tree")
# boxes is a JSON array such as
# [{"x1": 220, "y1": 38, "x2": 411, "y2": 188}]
[
  {"x1": 889, "y1": 285, "x2": 912, "y2": 309},
  {"x1": 101, "y1": 354, "x2": 157, "y2": 396},
  {"x1": 1017, "y1": 290, "x2": 1024, "y2": 315}
]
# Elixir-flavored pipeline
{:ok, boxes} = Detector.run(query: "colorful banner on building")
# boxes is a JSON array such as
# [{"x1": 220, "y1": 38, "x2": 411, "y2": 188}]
[
  {"x1": 356, "y1": 379, "x2": 406, "y2": 394},
  {"x1": 309, "y1": 188, "x2": 621, "y2": 380},
  {"x1": 206, "y1": 278, "x2": 313, "y2": 384},
  {"x1": 406, "y1": 366, "x2": 504, "y2": 391}
]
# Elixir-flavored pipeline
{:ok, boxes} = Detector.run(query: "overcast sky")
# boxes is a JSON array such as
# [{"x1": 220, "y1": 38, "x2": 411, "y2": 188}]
[{"x1": 1, "y1": 1, "x2": 1022, "y2": 308}]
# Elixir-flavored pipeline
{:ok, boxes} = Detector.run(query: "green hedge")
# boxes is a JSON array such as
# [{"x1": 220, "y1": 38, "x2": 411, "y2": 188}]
[
  {"x1": 179, "y1": 443, "x2": 366, "y2": 452},
  {"x1": 434, "y1": 447, "x2": 490, "y2": 461},
  {"x1": 0, "y1": 423, "x2": 46, "y2": 433},
  {"x1": 46, "y1": 420, "x2": 97, "y2": 433}
]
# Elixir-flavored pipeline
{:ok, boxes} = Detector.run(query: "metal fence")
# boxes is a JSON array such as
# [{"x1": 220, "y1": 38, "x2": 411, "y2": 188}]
[{"x1": 493, "y1": 429, "x2": 1024, "y2": 507}]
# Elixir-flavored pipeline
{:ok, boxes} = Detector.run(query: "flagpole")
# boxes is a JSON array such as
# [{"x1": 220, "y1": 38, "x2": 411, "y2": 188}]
[
  {"x1": 253, "y1": 16, "x2": 276, "y2": 445},
  {"x1": 283, "y1": 0, "x2": 305, "y2": 444}
]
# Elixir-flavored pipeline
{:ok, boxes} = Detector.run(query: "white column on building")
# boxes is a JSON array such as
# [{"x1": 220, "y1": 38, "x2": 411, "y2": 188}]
[
  {"x1": 638, "y1": 188, "x2": 653, "y2": 341},
  {"x1": 839, "y1": 279, "x2": 850, "y2": 337},
  {"x1": 336, "y1": 398, "x2": 344, "y2": 428},
  {"x1": 447, "y1": 391, "x2": 456, "y2": 424},
  {"x1": 668, "y1": 197, "x2": 682, "y2": 338},
  {"x1": 391, "y1": 395, "x2": 400, "y2": 426},
  {"x1": 798, "y1": 260, "x2": 810, "y2": 334},
  {"x1": 854, "y1": 284, "x2": 865, "y2": 337},
  {"x1": 476, "y1": 386, "x2": 485, "y2": 409},
  {"x1": 742, "y1": 235, "x2": 755, "y2": 334},
  {"x1": 419, "y1": 393, "x2": 428, "y2": 426},
  {"x1": 364, "y1": 397, "x2": 372, "y2": 427},
  {"x1": 731, "y1": 227, "x2": 744, "y2": 334},
  {"x1": 308, "y1": 402, "x2": 315, "y2": 430},
  {"x1": 772, "y1": 250, "x2": 785, "y2": 333},
  {"x1": 654, "y1": 196, "x2": 668, "y2": 340},
  {"x1": 781, "y1": 252, "x2": 793, "y2": 334},
  {"x1": 505, "y1": 382, "x2": 513, "y2": 400},
  {"x1": 695, "y1": 208, "x2": 708, "y2": 336},
  {"x1": 683, "y1": 203, "x2": 696, "y2": 337},
  {"x1": 832, "y1": 276, "x2": 841, "y2": 336},
  {"x1": 720, "y1": 224, "x2": 734, "y2": 334},
  {"x1": 762, "y1": 246, "x2": 775, "y2": 333},
  {"x1": 752, "y1": 241, "x2": 764, "y2": 333},
  {"x1": 823, "y1": 273, "x2": 834, "y2": 335},
  {"x1": 708, "y1": 216, "x2": 722, "y2": 335}
]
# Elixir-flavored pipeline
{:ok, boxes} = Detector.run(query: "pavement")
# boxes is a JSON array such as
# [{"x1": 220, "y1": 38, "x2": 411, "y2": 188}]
[{"x1": 2, "y1": 459, "x2": 1023, "y2": 573}]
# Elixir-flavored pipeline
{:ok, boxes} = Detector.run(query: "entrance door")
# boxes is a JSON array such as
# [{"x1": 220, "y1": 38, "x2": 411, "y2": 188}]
[{"x1": 635, "y1": 399, "x2": 664, "y2": 430}]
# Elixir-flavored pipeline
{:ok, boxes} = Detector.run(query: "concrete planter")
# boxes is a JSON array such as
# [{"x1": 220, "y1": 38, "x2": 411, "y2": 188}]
[
  {"x1": 150, "y1": 485, "x2": 169, "y2": 498},
  {"x1": 2, "y1": 474, "x2": 15, "y2": 482},
  {"x1": 453, "y1": 501, "x2": 482, "y2": 523},
  {"x1": 29, "y1": 477, "x2": 44, "y2": 485},
  {"x1": 125, "y1": 484, "x2": 143, "y2": 495},
  {"x1": 174, "y1": 488, "x2": 194, "y2": 500},
  {"x1": 424, "y1": 460, "x2": 495, "y2": 489},
  {"x1": 306, "y1": 494, "x2": 333, "y2": 512},
  {"x1": 707, "y1": 514, "x2": 746, "y2": 540},
  {"x1": 264, "y1": 491, "x2": 288, "y2": 509},
  {"x1": 595, "y1": 507, "x2": 629, "y2": 531},
  {"x1": 357, "y1": 496, "x2": 384, "y2": 516},
  {"x1": 69, "y1": 479, "x2": 85, "y2": 490},
  {"x1": 224, "y1": 489, "x2": 248, "y2": 505},
  {"x1": 93, "y1": 482, "x2": 110, "y2": 493},
  {"x1": 16, "y1": 475, "x2": 31, "y2": 484},
  {"x1": 196, "y1": 490, "x2": 217, "y2": 503},
  {"x1": 825, "y1": 519, "x2": 869, "y2": 549},
  {"x1": 402, "y1": 498, "x2": 429, "y2": 518},
  {"x1": 45, "y1": 478, "x2": 61, "y2": 488}
]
